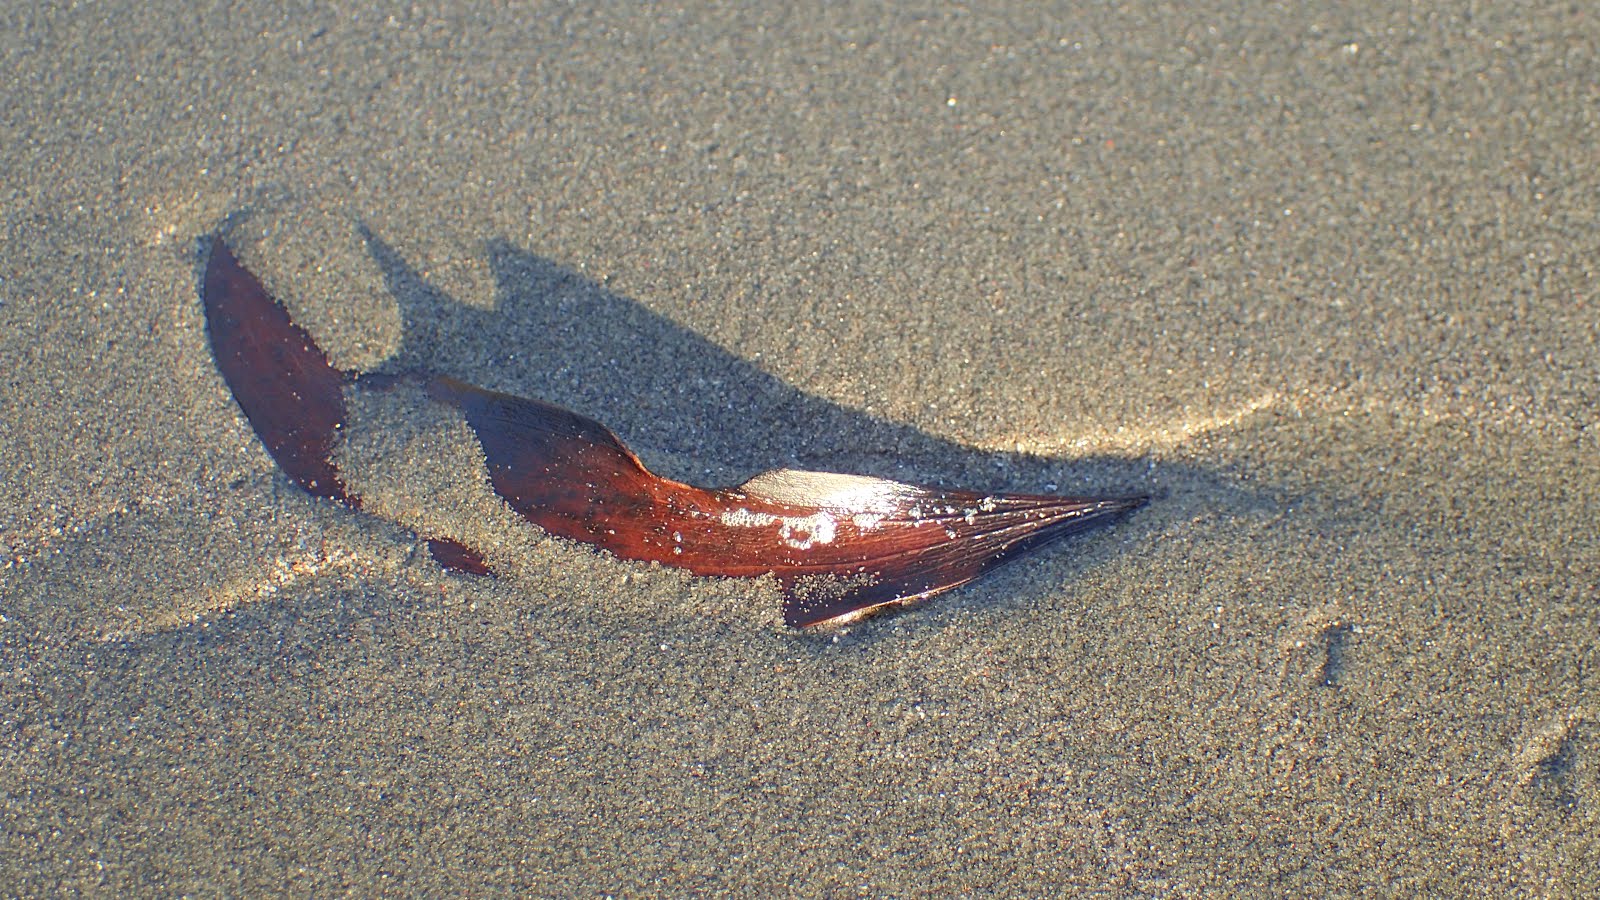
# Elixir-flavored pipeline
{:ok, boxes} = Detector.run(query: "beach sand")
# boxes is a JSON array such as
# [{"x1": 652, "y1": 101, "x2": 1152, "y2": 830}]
[{"x1": 3, "y1": 3, "x2": 1596, "y2": 895}]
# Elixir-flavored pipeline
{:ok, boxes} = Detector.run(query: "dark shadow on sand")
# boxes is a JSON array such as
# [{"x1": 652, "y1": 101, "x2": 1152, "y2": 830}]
[{"x1": 359, "y1": 226, "x2": 1237, "y2": 499}]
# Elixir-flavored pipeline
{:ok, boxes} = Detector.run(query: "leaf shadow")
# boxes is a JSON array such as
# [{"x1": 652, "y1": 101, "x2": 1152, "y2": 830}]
[{"x1": 360, "y1": 226, "x2": 1245, "y2": 509}]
